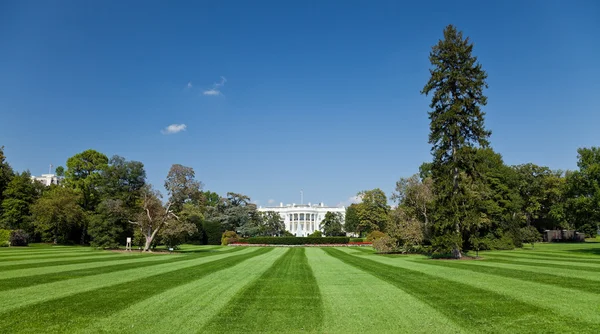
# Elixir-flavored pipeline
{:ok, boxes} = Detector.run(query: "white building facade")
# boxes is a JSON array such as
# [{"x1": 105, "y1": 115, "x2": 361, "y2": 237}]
[
  {"x1": 257, "y1": 202, "x2": 345, "y2": 237},
  {"x1": 31, "y1": 174, "x2": 61, "y2": 186}
]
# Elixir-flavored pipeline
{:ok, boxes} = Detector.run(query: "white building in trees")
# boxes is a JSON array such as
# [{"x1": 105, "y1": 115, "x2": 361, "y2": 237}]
[
  {"x1": 257, "y1": 202, "x2": 345, "y2": 237},
  {"x1": 31, "y1": 173, "x2": 61, "y2": 186}
]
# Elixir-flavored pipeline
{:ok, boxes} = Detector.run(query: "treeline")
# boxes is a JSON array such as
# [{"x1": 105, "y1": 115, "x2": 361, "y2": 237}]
[
  {"x1": 0, "y1": 148, "x2": 286, "y2": 250},
  {"x1": 342, "y1": 25, "x2": 600, "y2": 257},
  {"x1": 344, "y1": 147, "x2": 599, "y2": 255}
]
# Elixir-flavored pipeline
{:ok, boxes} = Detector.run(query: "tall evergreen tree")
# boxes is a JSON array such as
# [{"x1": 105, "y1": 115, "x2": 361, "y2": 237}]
[
  {"x1": 0, "y1": 146, "x2": 15, "y2": 214},
  {"x1": 422, "y1": 25, "x2": 491, "y2": 258}
]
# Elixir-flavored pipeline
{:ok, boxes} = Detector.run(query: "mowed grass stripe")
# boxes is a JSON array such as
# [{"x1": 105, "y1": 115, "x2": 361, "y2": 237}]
[
  {"x1": 306, "y1": 248, "x2": 464, "y2": 333},
  {"x1": 484, "y1": 257, "x2": 600, "y2": 272},
  {"x1": 0, "y1": 247, "x2": 273, "y2": 333},
  {"x1": 0, "y1": 247, "x2": 98, "y2": 256},
  {"x1": 0, "y1": 255, "x2": 187, "y2": 291},
  {"x1": 444, "y1": 258, "x2": 600, "y2": 282},
  {"x1": 0, "y1": 254, "x2": 123, "y2": 269},
  {"x1": 203, "y1": 248, "x2": 324, "y2": 333},
  {"x1": 0, "y1": 251, "x2": 111, "y2": 262},
  {"x1": 423, "y1": 260, "x2": 600, "y2": 294},
  {"x1": 0, "y1": 248, "x2": 243, "y2": 290},
  {"x1": 0, "y1": 247, "x2": 242, "y2": 272},
  {"x1": 0, "y1": 247, "x2": 254, "y2": 315},
  {"x1": 80, "y1": 248, "x2": 288, "y2": 334},
  {"x1": 340, "y1": 249, "x2": 600, "y2": 327},
  {"x1": 327, "y1": 248, "x2": 599, "y2": 333},
  {"x1": 484, "y1": 250, "x2": 600, "y2": 263}
]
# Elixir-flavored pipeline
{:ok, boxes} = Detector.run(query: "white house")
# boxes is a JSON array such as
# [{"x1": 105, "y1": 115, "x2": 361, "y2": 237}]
[
  {"x1": 31, "y1": 174, "x2": 61, "y2": 186},
  {"x1": 257, "y1": 202, "x2": 345, "y2": 237}
]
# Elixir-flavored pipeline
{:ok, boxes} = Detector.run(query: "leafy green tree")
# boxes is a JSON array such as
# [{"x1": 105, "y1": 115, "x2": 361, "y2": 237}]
[
  {"x1": 64, "y1": 149, "x2": 109, "y2": 244},
  {"x1": 520, "y1": 226, "x2": 542, "y2": 249},
  {"x1": 356, "y1": 189, "x2": 389, "y2": 234},
  {"x1": 158, "y1": 218, "x2": 198, "y2": 249},
  {"x1": 100, "y1": 156, "x2": 146, "y2": 209},
  {"x1": 1, "y1": 171, "x2": 43, "y2": 231},
  {"x1": 260, "y1": 211, "x2": 285, "y2": 236},
  {"x1": 202, "y1": 191, "x2": 221, "y2": 207},
  {"x1": 422, "y1": 25, "x2": 491, "y2": 258},
  {"x1": 392, "y1": 174, "x2": 434, "y2": 228},
  {"x1": 387, "y1": 206, "x2": 424, "y2": 252},
  {"x1": 0, "y1": 146, "x2": 14, "y2": 214},
  {"x1": 179, "y1": 202, "x2": 206, "y2": 244},
  {"x1": 344, "y1": 204, "x2": 360, "y2": 235},
  {"x1": 55, "y1": 166, "x2": 65, "y2": 177},
  {"x1": 88, "y1": 199, "x2": 129, "y2": 249},
  {"x1": 465, "y1": 148, "x2": 524, "y2": 249},
  {"x1": 164, "y1": 164, "x2": 203, "y2": 213},
  {"x1": 207, "y1": 192, "x2": 256, "y2": 233},
  {"x1": 320, "y1": 211, "x2": 345, "y2": 236},
  {"x1": 31, "y1": 187, "x2": 85, "y2": 244},
  {"x1": 128, "y1": 185, "x2": 177, "y2": 251},
  {"x1": 565, "y1": 147, "x2": 600, "y2": 236}
]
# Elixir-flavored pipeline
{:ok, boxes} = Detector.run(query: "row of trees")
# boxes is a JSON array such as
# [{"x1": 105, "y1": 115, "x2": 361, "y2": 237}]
[
  {"x1": 0, "y1": 148, "x2": 289, "y2": 250},
  {"x1": 339, "y1": 25, "x2": 599, "y2": 257}
]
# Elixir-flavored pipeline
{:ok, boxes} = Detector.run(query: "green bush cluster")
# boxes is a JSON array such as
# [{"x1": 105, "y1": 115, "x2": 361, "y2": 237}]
[
  {"x1": 247, "y1": 237, "x2": 349, "y2": 245},
  {"x1": 0, "y1": 229, "x2": 10, "y2": 247},
  {"x1": 9, "y1": 230, "x2": 29, "y2": 246},
  {"x1": 372, "y1": 235, "x2": 396, "y2": 253},
  {"x1": 366, "y1": 231, "x2": 386, "y2": 242},
  {"x1": 308, "y1": 231, "x2": 322, "y2": 237},
  {"x1": 221, "y1": 231, "x2": 240, "y2": 245}
]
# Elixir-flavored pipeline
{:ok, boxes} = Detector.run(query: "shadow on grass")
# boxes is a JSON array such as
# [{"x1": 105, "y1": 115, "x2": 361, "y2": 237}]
[{"x1": 565, "y1": 248, "x2": 600, "y2": 256}]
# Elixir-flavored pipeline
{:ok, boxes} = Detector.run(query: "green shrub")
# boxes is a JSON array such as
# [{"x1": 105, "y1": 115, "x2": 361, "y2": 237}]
[
  {"x1": 247, "y1": 237, "x2": 349, "y2": 245},
  {"x1": 9, "y1": 230, "x2": 29, "y2": 246},
  {"x1": 366, "y1": 230, "x2": 386, "y2": 242},
  {"x1": 350, "y1": 238, "x2": 365, "y2": 242},
  {"x1": 0, "y1": 229, "x2": 11, "y2": 247},
  {"x1": 221, "y1": 231, "x2": 240, "y2": 245},
  {"x1": 203, "y1": 220, "x2": 225, "y2": 245},
  {"x1": 308, "y1": 230, "x2": 322, "y2": 237},
  {"x1": 372, "y1": 235, "x2": 396, "y2": 253}
]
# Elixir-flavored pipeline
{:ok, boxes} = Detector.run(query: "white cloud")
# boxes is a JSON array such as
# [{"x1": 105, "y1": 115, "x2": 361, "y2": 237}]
[
  {"x1": 267, "y1": 199, "x2": 275, "y2": 204},
  {"x1": 203, "y1": 76, "x2": 227, "y2": 96},
  {"x1": 202, "y1": 89, "x2": 220, "y2": 96},
  {"x1": 161, "y1": 123, "x2": 187, "y2": 135},
  {"x1": 336, "y1": 195, "x2": 363, "y2": 207},
  {"x1": 187, "y1": 82, "x2": 193, "y2": 88}
]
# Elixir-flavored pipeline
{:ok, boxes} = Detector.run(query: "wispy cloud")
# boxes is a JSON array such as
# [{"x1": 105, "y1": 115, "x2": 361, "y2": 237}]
[
  {"x1": 187, "y1": 82, "x2": 193, "y2": 89},
  {"x1": 268, "y1": 199, "x2": 275, "y2": 204},
  {"x1": 336, "y1": 195, "x2": 363, "y2": 207},
  {"x1": 202, "y1": 89, "x2": 220, "y2": 96},
  {"x1": 203, "y1": 76, "x2": 227, "y2": 96},
  {"x1": 161, "y1": 124, "x2": 187, "y2": 135}
]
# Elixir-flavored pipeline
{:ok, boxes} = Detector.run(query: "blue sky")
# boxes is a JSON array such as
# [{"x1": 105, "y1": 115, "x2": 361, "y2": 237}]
[{"x1": 1, "y1": 0, "x2": 599, "y2": 207}]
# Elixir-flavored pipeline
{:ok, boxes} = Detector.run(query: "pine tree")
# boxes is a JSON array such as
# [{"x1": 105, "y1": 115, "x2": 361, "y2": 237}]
[{"x1": 422, "y1": 25, "x2": 491, "y2": 258}]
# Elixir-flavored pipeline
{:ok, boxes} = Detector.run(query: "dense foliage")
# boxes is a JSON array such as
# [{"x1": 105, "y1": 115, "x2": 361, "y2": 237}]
[{"x1": 247, "y1": 237, "x2": 349, "y2": 245}]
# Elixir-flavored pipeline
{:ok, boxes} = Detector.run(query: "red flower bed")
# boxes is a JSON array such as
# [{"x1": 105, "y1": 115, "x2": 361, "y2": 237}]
[{"x1": 348, "y1": 241, "x2": 372, "y2": 245}]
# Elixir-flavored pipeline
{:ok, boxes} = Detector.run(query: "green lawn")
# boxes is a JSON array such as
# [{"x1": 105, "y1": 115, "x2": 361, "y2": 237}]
[{"x1": 1, "y1": 243, "x2": 599, "y2": 333}]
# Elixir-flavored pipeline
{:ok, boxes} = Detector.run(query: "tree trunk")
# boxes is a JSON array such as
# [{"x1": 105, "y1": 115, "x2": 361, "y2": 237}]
[
  {"x1": 143, "y1": 236, "x2": 153, "y2": 252},
  {"x1": 452, "y1": 246, "x2": 462, "y2": 259},
  {"x1": 143, "y1": 225, "x2": 163, "y2": 252}
]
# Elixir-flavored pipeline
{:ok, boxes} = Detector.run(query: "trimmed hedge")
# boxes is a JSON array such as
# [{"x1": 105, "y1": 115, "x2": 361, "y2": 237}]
[{"x1": 247, "y1": 237, "x2": 349, "y2": 245}]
